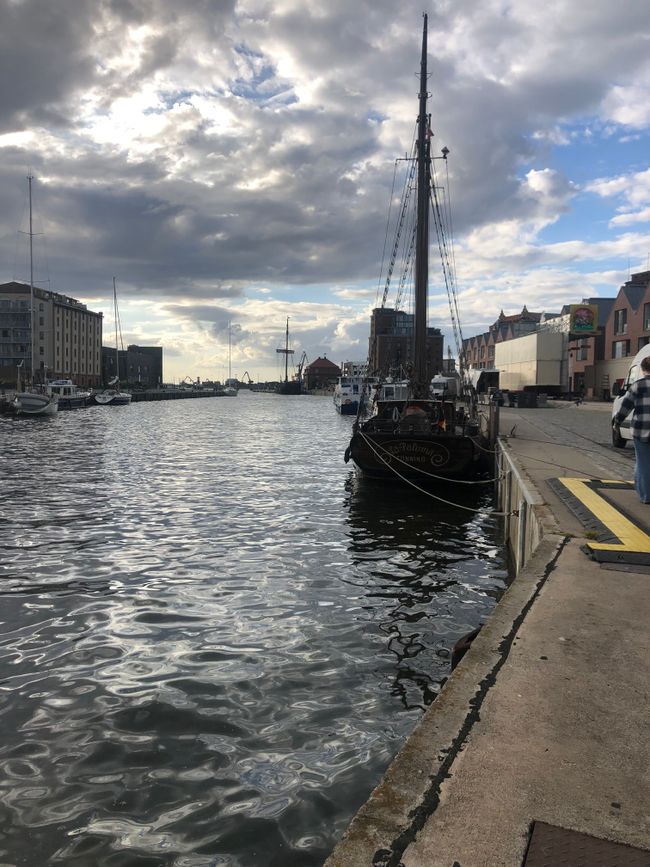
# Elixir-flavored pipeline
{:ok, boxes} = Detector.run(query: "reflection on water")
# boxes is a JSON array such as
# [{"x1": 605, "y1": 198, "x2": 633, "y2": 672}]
[{"x1": 0, "y1": 394, "x2": 507, "y2": 866}]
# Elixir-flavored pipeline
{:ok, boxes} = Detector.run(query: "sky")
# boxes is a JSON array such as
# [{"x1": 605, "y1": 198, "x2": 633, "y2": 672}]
[{"x1": 1, "y1": 0, "x2": 649, "y2": 384}]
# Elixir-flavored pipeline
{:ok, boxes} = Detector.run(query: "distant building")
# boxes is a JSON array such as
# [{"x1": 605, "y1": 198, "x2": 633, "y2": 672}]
[
  {"x1": 0, "y1": 280, "x2": 102, "y2": 387},
  {"x1": 368, "y1": 307, "x2": 443, "y2": 379},
  {"x1": 304, "y1": 357, "x2": 341, "y2": 390},
  {"x1": 463, "y1": 306, "x2": 545, "y2": 370},
  {"x1": 101, "y1": 344, "x2": 163, "y2": 387}
]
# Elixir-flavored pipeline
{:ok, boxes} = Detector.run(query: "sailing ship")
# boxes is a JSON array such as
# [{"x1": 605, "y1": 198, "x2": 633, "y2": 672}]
[
  {"x1": 275, "y1": 318, "x2": 302, "y2": 395},
  {"x1": 223, "y1": 322, "x2": 238, "y2": 396},
  {"x1": 345, "y1": 15, "x2": 488, "y2": 483},
  {"x1": 13, "y1": 174, "x2": 58, "y2": 417},
  {"x1": 92, "y1": 277, "x2": 132, "y2": 405}
]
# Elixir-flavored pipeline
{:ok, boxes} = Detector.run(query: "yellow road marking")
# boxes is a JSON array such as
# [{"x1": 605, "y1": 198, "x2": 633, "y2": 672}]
[{"x1": 558, "y1": 477, "x2": 650, "y2": 553}]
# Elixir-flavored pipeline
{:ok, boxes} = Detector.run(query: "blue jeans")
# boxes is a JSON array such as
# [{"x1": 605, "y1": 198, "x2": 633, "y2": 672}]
[{"x1": 632, "y1": 438, "x2": 650, "y2": 503}]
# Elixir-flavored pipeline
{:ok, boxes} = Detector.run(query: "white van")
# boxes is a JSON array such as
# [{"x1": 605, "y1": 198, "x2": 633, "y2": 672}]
[{"x1": 611, "y1": 343, "x2": 650, "y2": 447}]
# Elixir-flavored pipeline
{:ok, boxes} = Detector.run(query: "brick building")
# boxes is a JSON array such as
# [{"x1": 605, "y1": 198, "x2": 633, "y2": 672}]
[{"x1": 369, "y1": 307, "x2": 443, "y2": 379}]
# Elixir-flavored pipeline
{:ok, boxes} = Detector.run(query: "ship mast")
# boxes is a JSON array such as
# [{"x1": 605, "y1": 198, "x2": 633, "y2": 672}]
[
  {"x1": 276, "y1": 317, "x2": 294, "y2": 384},
  {"x1": 28, "y1": 173, "x2": 35, "y2": 388},
  {"x1": 113, "y1": 277, "x2": 119, "y2": 384},
  {"x1": 412, "y1": 13, "x2": 431, "y2": 399}
]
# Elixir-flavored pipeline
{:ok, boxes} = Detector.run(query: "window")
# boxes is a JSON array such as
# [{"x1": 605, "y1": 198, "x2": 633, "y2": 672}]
[
  {"x1": 612, "y1": 340, "x2": 630, "y2": 358},
  {"x1": 639, "y1": 337, "x2": 650, "y2": 351},
  {"x1": 614, "y1": 309, "x2": 627, "y2": 334},
  {"x1": 577, "y1": 340, "x2": 589, "y2": 361},
  {"x1": 644, "y1": 304, "x2": 650, "y2": 331}
]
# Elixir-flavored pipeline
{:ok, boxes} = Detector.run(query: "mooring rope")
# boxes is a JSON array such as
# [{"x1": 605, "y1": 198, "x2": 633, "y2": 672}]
[
  {"x1": 357, "y1": 431, "x2": 514, "y2": 515},
  {"x1": 358, "y1": 430, "x2": 506, "y2": 484}
]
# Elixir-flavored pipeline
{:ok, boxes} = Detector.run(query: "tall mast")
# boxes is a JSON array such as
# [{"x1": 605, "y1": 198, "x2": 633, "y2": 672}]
[
  {"x1": 284, "y1": 317, "x2": 289, "y2": 383},
  {"x1": 28, "y1": 172, "x2": 35, "y2": 388},
  {"x1": 228, "y1": 321, "x2": 232, "y2": 380},
  {"x1": 413, "y1": 13, "x2": 431, "y2": 399},
  {"x1": 113, "y1": 276, "x2": 119, "y2": 383},
  {"x1": 275, "y1": 317, "x2": 294, "y2": 383}
]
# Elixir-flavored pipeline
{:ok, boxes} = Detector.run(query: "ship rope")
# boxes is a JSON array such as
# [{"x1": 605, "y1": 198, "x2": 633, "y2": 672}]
[
  {"x1": 357, "y1": 431, "x2": 513, "y2": 515},
  {"x1": 379, "y1": 138, "x2": 418, "y2": 311}
]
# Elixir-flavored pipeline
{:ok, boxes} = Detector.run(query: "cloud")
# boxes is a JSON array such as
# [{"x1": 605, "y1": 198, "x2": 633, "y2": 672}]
[{"x1": 0, "y1": 0, "x2": 649, "y2": 378}]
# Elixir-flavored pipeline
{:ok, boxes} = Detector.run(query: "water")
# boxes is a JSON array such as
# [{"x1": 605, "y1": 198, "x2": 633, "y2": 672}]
[{"x1": 0, "y1": 393, "x2": 508, "y2": 866}]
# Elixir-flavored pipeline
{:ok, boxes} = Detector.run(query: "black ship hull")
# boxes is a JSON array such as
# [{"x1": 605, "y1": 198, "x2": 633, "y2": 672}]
[
  {"x1": 347, "y1": 429, "x2": 485, "y2": 482},
  {"x1": 276, "y1": 381, "x2": 302, "y2": 395}
]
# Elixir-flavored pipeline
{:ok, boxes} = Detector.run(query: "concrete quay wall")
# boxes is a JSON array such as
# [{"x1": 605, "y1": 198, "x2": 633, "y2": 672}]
[{"x1": 325, "y1": 405, "x2": 650, "y2": 866}]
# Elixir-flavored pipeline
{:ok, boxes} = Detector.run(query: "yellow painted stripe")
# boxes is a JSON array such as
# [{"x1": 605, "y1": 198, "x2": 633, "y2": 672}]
[{"x1": 558, "y1": 477, "x2": 650, "y2": 553}]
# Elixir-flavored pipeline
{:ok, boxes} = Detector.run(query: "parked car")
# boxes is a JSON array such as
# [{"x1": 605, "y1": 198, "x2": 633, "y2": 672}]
[{"x1": 611, "y1": 343, "x2": 650, "y2": 448}]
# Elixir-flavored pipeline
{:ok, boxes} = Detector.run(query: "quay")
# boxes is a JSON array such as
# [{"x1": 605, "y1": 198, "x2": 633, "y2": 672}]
[{"x1": 326, "y1": 400, "x2": 650, "y2": 866}]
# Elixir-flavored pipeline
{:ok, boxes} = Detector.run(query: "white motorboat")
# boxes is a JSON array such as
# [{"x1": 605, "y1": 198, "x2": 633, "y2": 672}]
[
  {"x1": 13, "y1": 390, "x2": 58, "y2": 416},
  {"x1": 333, "y1": 375, "x2": 377, "y2": 415}
]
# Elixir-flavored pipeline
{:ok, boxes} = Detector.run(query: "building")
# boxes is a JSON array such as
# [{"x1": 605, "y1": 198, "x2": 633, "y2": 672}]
[
  {"x1": 598, "y1": 270, "x2": 650, "y2": 396},
  {"x1": 340, "y1": 361, "x2": 367, "y2": 377},
  {"x1": 567, "y1": 298, "x2": 615, "y2": 399},
  {"x1": 464, "y1": 306, "x2": 545, "y2": 370},
  {"x1": 101, "y1": 344, "x2": 163, "y2": 388},
  {"x1": 368, "y1": 307, "x2": 443, "y2": 379},
  {"x1": 0, "y1": 281, "x2": 102, "y2": 387},
  {"x1": 304, "y1": 357, "x2": 341, "y2": 390}
]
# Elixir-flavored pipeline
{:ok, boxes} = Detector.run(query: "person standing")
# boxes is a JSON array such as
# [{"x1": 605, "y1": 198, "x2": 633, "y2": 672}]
[{"x1": 613, "y1": 355, "x2": 650, "y2": 503}]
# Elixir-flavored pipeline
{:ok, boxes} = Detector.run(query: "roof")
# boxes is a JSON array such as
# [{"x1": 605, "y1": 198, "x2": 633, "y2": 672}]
[{"x1": 306, "y1": 357, "x2": 340, "y2": 371}]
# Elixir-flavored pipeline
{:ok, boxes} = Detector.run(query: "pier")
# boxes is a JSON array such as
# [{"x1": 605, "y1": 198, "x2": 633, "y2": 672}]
[{"x1": 325, "y1": 400, "x2": 650, "y2": 866}]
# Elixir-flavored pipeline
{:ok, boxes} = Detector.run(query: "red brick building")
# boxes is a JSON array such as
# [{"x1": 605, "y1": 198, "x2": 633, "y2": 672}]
[{"x1": 304, "y1": 356, "x2": 341, "y2": 390}]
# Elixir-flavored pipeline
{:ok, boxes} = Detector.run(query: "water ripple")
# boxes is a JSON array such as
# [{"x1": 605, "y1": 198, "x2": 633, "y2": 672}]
[{"x1": 0, "y1": 395, "x2": 507, "y2": 865}]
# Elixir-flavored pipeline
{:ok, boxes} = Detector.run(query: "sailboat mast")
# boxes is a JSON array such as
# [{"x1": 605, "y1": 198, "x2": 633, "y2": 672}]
[
  {"x1": 413, "y1": 14, "x2": 431, "y2": 399},
  {"x1": 28, "y1": 173, "x2": 35, "y2": 388},
  {"x1": 113, "y1": 276, "x2": 119, "y2": 382}
]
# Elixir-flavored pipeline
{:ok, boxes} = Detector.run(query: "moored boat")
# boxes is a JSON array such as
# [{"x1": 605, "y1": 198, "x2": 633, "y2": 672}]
[
  {"x1": 345, "y1": 15, "x2": 488, "y2": 484},
  {"x1": 44, "y1": 379, "x2": 91, "y2": 409},
  {"x1": 11, "y1": 175, "x2": 59, "y2": 418},
  {"x1": 13, "y1": 390, "x2": 58, "y2": 416},
  {"x1": 275, "y1": 318, "x2": 303, "y2": 395},
  {"x1": 333, "y1": 375, "x2": 377, "y2": 415},
  {"x1": 93, "y1": 278, "x2": 132, "y2": 406}
]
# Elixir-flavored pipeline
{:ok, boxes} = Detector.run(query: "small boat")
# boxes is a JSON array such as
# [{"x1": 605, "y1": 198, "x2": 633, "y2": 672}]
[
  {"x1": 93, "y1": 278, "x2": 132, "y2": 406},
  {"x1": 333, "y1": 375, "x2": 377, "y2": 415},
  {"x1": 93, "y1": 382, "x2": 132, "y2": 406},
  {"x1": 275, "y1": 318, "x2": 302, "y2": 395},
  {"x1": 345, "y1": 15, "x2": 488, "y2": 484},
  {"x1": 44, "y1": 379, "x2": 91, "y2": 409},
  {"x1": 14, "y1": 390, "x2": 58, "y2": 416}
]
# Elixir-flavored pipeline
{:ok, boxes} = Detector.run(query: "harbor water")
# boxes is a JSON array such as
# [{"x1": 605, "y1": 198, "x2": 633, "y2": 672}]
[{"x1": 0, "y1": 393, "x2": 508, "y2": 866}]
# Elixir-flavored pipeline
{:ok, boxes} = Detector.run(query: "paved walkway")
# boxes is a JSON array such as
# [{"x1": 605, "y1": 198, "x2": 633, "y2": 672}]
[{"x1": 325, "y1": 402, "x2": 650, "y2": 867}]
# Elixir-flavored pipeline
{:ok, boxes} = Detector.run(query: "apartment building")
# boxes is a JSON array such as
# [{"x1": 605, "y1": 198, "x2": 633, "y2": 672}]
[
  {"x1": 0, "y1": 281, "x2": 103, "y2": 387},
  {"x1": 369, "y1": 307, "x2": 443, "y2": 379}
]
